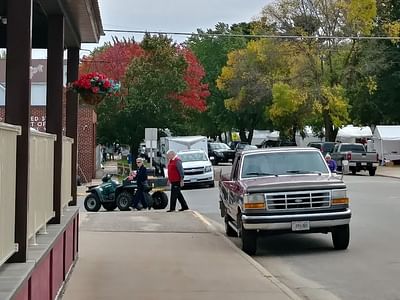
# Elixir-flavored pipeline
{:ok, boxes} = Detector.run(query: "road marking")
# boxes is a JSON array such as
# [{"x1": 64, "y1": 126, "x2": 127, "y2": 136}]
[{"x1": 192, "y1": 211, "x2": 212, "y2": 227}]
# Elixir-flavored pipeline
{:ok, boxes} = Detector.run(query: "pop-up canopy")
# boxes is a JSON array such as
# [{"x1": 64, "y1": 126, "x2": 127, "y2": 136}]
[
  {"x1": 373, "y1": 125, "x2": 400, "y2": 161},
  {"x1": 374, "y1": 125, "x2": 400, "y2": 141}
]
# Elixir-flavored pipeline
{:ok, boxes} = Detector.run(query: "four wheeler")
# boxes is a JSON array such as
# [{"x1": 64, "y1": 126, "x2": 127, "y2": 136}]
[{"x1": 84, "y1": 174, "x2": 169, "y2": 212}]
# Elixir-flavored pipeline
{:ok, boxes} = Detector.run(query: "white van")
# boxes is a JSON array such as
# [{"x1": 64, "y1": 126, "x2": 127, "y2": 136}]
[{"x1": 177, "y1": 149, "x2": 214, "y2": 188}]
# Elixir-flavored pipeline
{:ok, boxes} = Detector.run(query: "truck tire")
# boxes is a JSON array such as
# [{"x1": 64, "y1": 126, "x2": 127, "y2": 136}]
[
  {"x1": 351, "y1": 168, "x2": 357, "y2": 175},
  {"x1": 238, "y1": 214, "x2": 257, "y2": 255},
  {"x1": 116, "y1": 192, "x2": 133, "y2": 211},
  {"x1": 84, "y1": 194, "x2": 101, "y2": 212},
  {"x1": 332, "y1": 224, "x2": 350, "y2": 250},
  {"x1": 224, "y1": 215, "x2": 237, "y2": 237},
  {"x1": 369, "y1": 168, "x2": 376, "y2": 176},
  {"x1": 152, "y1": 191, "x2": 168, "y2": 209},
  {"x1": 102, "y1": 202, "x2": 117, "y2": 211}
]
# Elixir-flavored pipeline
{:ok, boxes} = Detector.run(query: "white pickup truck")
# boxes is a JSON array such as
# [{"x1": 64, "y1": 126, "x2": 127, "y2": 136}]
[{"x1": 331, "y1": 143, "x2": 379, "y2": 176}]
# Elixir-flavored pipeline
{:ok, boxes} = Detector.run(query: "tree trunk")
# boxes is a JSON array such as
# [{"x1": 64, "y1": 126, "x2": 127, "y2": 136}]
[
  {"x1": 291, "y1": 126, "x2": 297, "y2": 145},
  {"x1": 323, "y1": 111, "x2": 335, "y2": 141},
  {"x1": 239, "y1": 128, "x2": 247, "y2": 143},
  {"x1": 247, "y1": 129, "x2": 254, "y2": 145}
]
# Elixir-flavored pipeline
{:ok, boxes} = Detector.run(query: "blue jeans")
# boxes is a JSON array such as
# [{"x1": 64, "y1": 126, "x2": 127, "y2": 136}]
[{"x1": 132, "y1": 188, "x2": 148, "y2": 209}]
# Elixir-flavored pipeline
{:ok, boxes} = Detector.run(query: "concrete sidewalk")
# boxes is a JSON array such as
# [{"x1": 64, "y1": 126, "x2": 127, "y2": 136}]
[
  {"x1": 376, "y1": 165, "x2": 400, "y2": 179},
  {"x1": 60, "y1": 210, "x2": 300, "y2": 300}
]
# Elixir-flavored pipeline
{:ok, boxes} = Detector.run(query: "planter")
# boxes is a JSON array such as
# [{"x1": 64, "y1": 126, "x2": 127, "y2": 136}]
[{"x1": 79, "y1": 93, "x2": 105, "y2": 106}]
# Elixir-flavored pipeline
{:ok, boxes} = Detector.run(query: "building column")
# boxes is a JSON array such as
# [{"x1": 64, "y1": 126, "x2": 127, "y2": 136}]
[
  {"x1": 5, "y1": 0, "x2": 33, "y2": 263},
  {"x1": 66, "y1": 47, "x2": 79, "y2": 206},
  {"x1": 46, "y1": 15, "x2": 64, "y2": 224}
]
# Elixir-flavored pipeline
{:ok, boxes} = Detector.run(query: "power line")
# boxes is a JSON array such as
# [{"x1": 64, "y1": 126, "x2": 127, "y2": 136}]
[{"x1": 104, "y1": 29, "x2": 400, "y2": 41}]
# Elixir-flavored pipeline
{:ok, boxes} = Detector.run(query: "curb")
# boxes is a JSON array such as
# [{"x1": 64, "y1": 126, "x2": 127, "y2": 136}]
[
  {"x1": 376, "y1": 173, "x2": 400, "y2": 179},
  {"x1": 192, "y1": 211, "x2": 303, "y2": 300}
]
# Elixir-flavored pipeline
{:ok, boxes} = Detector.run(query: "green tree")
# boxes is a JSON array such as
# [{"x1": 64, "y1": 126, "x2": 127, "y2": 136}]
[
  {"x1": 269, "y1": 83, "x2": 309, "y2": 142},
  {"x1": 186, "y1": 23, "x2": 249, "y2": 141},
  {"x1": 95, "y1": 34, "x2": 207, "y2": 157},
  {"x1": 260, "y1": 0, "x2": 377, "y2": 140},
  {"x1": 217, "y1": 39, "x2": 289, "y2": 143}
]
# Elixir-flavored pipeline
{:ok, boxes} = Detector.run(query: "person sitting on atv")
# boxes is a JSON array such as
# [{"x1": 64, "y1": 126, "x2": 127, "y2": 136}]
[{"x1": 131, "y1": 157, "x2": 148, "y2": 210}]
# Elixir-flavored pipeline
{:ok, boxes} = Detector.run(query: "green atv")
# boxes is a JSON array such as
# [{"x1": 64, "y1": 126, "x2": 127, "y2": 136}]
[{"x1": 84, "y1": 174, "x2": 169, "y2": 212}]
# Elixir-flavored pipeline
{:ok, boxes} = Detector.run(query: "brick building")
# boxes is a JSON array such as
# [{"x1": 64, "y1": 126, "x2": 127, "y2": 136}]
[{"x1": 0, "y1": 59, "x2": 97, "y2": 182}]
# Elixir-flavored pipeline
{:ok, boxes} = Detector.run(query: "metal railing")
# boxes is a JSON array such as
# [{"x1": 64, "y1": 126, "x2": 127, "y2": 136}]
[
  {"x1": 0, "y1": 123, "x2": 21, "y2": 267},
  {"x1": 28, "y1": 129, "x2": 56, "y2": 240},
  {"x1": 61, "y1": 137, "x2": 73, "y2": 209}
]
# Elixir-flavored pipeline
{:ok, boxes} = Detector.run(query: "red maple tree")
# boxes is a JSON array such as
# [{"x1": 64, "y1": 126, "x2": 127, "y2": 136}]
[
  {"x1": 80, "y1": 38, "x2": 144, "y2": 85},
  {"x1": 79, "y1": 39, "x2": 209, "y2": 112},
  {"x1": 171, "y1": 47, "x2": 209, "y2": 112}
]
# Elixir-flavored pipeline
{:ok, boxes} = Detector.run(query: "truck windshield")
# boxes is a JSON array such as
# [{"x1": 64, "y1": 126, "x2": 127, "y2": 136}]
[
  {"x1": 178, "y1": 152, "x2": 208, "y2": 162},
  {"x1": 339, "y1": 144, "x2": 365, "y2": 153},
  {"x1": 241, "y1": 151, "x2": 329, "y2": 178}
]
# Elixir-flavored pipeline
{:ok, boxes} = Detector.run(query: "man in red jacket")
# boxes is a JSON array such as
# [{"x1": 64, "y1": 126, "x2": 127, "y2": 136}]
[{"x1": 166, "y1": 150, "x2": 189, "y2": 212}]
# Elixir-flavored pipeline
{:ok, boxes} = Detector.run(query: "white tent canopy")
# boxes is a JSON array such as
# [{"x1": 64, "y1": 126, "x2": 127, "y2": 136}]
[
  {"x1": 336, "y1": 125, "x2": 372, "y2": 142},
  {"x1": 374, "y1": 125, "x2": 400, "y2": 141},
  {"x1": 372, "y1": 125, "x2": 400, "y2": 161}
]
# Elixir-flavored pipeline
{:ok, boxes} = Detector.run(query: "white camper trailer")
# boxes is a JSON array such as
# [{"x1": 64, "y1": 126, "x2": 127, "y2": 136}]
[
  {"x1": 372, "y1": 125, "x2": 400, "y2": 162},
  {"x1": 336, "y1": 125, "x2": 372, "y2": 143}
]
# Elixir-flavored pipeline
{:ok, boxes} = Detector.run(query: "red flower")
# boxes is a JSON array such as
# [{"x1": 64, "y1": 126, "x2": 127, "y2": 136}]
[
  {"x1": 103, "y1": 80, "x2": 111, "y2": 89},
  {"x1": 91, "y1": 86, "x2": 100, "y2": 93}
]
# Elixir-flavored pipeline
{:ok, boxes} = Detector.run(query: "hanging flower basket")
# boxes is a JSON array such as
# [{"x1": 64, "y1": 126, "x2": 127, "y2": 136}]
[
  {"x1": 79, "y1": 92, "x2": 106, "y2": 106},
  {"x1": 68, "y1": 72, "x2": 120, "y2": 106}
]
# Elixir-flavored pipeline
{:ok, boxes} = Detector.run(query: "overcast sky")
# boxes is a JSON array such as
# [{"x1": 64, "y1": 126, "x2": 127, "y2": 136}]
[{"x1": 80, "y1": 0, "x2": 272, "y2": 54}]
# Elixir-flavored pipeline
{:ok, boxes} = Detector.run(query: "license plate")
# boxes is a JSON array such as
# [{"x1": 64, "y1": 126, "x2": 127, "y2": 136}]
[
  {"x1": 291, "y1": 221, "x2": 310, "y2": 231},
  {"x1": 190, "y1": 178, "x2": 197, "y2": 182},
  {"x1": 361, "y1": 162, "x2": 367, "y2": 166}
]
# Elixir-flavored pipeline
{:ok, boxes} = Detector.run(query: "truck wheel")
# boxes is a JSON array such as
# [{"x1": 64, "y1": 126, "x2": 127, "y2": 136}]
[
  {"x1": 102, "y1": 202, "x2": 117, "y2": 211},
  {"x1": 152, "y1": 191, "x2": 168, "y2": 209},
  {"x1": 116, "y1": 192, "x2": 133, "y2": 211},
  {"x1": 84, "y1": 194, "x2": 101, "y2": 212},
  {"x1": 369, "y1": 169, "x2": 376, "y2": 176},
  {"x1": 332, "y1": 224, "x2": 350, "y2": 250},
  {"x1": 351, "y1": 168, "x2": 356, "y2": 175},
  {"x1": 224, "y1": 215, "x2": 237, "y2": 237},
  {"x1": 238, "y1": 215, "x2": 257, "y2": 255}
]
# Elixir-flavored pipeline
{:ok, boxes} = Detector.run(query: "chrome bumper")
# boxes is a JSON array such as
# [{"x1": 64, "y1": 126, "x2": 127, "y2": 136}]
[{"x1": 242, "y1": 208, "x2": 351, "y2": 230}]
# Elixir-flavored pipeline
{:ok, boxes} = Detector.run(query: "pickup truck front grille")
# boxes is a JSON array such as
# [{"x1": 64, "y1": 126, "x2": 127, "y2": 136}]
[
  {"x1": 184, "y1": 167, "x2": 204, "y2": 175},
  {"x1": 265, "y1": 190, "x2": 331, "y2": 210}
]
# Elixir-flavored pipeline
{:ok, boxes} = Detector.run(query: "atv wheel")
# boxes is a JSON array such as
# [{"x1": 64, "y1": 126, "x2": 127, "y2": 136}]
[
  {"x1": 102, "y1": 202, "x2": 117, "y2": 211},
  {"x1": 116, "y1": 192, "x2": 133, "y2": 211},
  {"x1": 152, "y1": 191, "x2": 169, "y2": 209},
  {"x1": 84, "y1": 194, "x2": 101, "y2": 212}
]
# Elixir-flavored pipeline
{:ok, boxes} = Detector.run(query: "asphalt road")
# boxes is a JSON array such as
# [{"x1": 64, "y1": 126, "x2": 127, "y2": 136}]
[{"x1": 183, "y1": 166, "x2": 400, "y2": 300}]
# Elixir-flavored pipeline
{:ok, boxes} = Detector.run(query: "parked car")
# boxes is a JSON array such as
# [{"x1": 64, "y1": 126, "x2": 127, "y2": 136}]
[
  {"x1": 208, "y1": 142, "x2": 235, "y2": 165},
  {"x1": 177, "y1": 149, "x2": 215, "y2": 188},
  {"x1": 242, "y1": 144, "x2": 258, "y2": 151},
  {"x1": 234, "y1": 142, "x2": 250, "y2": 152},
  {"x1": 218, "y1": 147, "x2": 351, "y2": 255},
  {"x1": 307, "y1": 142, "x2": 336, "y2": 156}
]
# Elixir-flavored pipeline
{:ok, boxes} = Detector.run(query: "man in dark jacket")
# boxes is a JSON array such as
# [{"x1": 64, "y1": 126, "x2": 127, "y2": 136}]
[
  {"x1": 132, "y1": 157, "x2": 148, "y2": 210},
  {"x1": 166, "y1": 150, "x2": 189, "y2": 212}
]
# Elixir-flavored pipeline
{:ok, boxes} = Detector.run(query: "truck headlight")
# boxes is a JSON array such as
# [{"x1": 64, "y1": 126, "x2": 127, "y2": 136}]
[
  {"x1": 205, "y1": 166, "x2": 212, "y2": 173},
  {"x1": 331, "y1": 189, "x2": 349, "y2": 205},
  {"x1": 243, "y1": 193, "x2": 266, "y2": 209}
]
